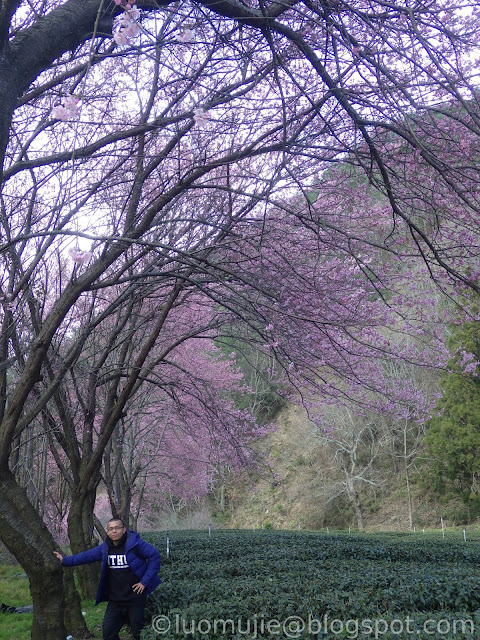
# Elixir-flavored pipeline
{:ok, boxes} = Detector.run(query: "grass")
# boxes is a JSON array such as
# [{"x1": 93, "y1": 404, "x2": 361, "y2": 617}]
[
  {"x1": 0, "y1": 565, "x2": 33, "y2": 639},
  {"x1": 0, "y1": 564, "x2": 137, "y2": 639}
]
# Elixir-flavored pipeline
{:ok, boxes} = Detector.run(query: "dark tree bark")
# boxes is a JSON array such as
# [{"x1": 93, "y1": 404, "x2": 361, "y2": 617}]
[
  {"x1": 67, "y1": 486, "x2": 101, "y2": 601},
  {"x1": 0, "y1": 469, "x2": 89, "y2": 639}
]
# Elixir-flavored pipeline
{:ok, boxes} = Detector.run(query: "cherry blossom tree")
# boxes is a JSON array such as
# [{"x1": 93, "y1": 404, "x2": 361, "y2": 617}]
[
  {"x1": 10, "y1": 287, "x2": 262, "y2": 600},
  {"x1": 101, "y1": 324, "x2": 264, "y2": 529}
]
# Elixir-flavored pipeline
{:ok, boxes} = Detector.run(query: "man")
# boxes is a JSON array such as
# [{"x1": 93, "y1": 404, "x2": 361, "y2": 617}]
[{"x1": 54, "y1": 517, "x2": 161, "y2": 640}]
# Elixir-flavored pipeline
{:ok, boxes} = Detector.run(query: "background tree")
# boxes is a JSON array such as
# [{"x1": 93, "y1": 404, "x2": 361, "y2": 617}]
[
  {"x1": 424, "y1": 313, "x2": 480, "y2": 511},
  {"x1": 217, "y1": 336, "x2": 287, "y2": 424},
  {"x1": 101, "y1": 336, "x2": 264, "y2": 528},
  {"x1": 1, "y1": 1, "x2": 480, "y2": 639},
  {"x1": 314, "y1": 404, "x2": 385, "y2": 530}
]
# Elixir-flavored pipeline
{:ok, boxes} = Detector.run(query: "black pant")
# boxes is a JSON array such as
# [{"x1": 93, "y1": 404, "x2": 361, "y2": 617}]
[{"x1": 102, "y1": 600, "x2": 146, "y2": 640}]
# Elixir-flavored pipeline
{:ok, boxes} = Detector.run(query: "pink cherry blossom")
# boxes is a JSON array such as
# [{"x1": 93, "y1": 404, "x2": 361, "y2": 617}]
[
  {"x1": 176, "y1": 28, "x2": 195, "y2": 43},
  {"x1": 113, "y1": 4, "x2": 141, "y2": 45},
  {"x1": 51, "y1": 95, "x2": 80, "y2": 121},
  {"x1": 193, "y1": 107, "x2": 209, "y2": 127},
  {"x1": 113, "y1": 31, "x2": 129, "y2": 45},
  {"x1": 67, "y1": 248, "x2": 93, "y2": 264}
]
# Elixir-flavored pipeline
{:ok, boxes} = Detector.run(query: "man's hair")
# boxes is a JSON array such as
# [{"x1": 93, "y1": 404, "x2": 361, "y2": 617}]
[{"x1": 108, "y1": 517, "x2": 125, "y2": 527}]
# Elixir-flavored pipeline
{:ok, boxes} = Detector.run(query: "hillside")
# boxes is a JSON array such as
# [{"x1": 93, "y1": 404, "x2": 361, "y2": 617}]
[{"x1": 217, "y1": 404, "x2": 464, "y2": 532}]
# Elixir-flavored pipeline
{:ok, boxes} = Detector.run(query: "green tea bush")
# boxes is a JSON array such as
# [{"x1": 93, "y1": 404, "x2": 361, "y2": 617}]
[{"x1": 141, "y1": 530, "x2": 480, "y2": 639}]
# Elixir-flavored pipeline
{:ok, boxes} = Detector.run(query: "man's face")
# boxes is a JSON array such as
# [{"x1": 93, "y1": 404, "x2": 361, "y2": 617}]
[{"x1": 106, "y1": 520, "x2": 126, "y2": 543}]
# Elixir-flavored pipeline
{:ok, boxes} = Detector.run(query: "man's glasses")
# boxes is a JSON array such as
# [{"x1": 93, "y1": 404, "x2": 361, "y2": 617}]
[{"x1": 107, "y1": 526, "x2": 124, "y2": 532}]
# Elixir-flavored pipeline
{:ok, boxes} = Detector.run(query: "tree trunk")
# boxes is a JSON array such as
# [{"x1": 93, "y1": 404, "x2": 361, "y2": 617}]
[
  {"x1": 0, "y1": 469, "x2": 88, "y2": 639},
  {"x1": 63, "y1": 569, "x2": 93, "y2": 639},
  {"x1": 345, "y1": 475, "x2": 364, "y2": 531},
  {"x1": 353, "y1": 490, "x2": 365, "y2": 531},
  {"x1": 404, "y1": 428, "x2": 414, "y2": 529},
  {"x1": 120, "y1": 482, "x2": 132, "y2": 529},
  {"x1": 67, "y1": 487, "x2": 101, "y2": 600},
  {"x1": 219, "y1": 481, "x2": 225, "y2": 513},
  {"x1": 132, "y1": 475, "x2": 147, "y2": 530}
]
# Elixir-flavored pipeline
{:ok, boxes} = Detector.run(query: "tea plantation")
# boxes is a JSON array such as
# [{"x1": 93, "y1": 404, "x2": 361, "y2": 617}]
[{"x1": 140, "y1": 529, "x2": 480, "y2": 640}]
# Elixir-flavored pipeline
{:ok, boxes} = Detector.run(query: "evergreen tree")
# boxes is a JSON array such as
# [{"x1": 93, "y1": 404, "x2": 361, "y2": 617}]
[{"x1": 424, "y1": 315, "x2": 480, "y2": 505}]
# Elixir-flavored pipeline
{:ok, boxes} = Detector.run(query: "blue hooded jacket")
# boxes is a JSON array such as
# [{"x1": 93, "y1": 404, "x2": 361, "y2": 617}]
[{"x1": 61, "y1": 530, "x2": 161, "y2": 604}]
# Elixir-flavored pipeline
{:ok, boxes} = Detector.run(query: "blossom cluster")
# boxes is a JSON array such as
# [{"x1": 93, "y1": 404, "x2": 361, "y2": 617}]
[
  {"x1": 176, "y1": 27, "x2": 195, "y2": 43},
  {"x1": 193, "y1": 107, "x2": 210, "y2": 127},
  {"x1": 113, "y1": 2, "x2": 141, "y2": 45},
  {"x1": 51, "y1": 95, "x2": 80, "y2": 121},
  {"x1": 68, "y1": 247, "x2": 93, "y2": 264}
]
